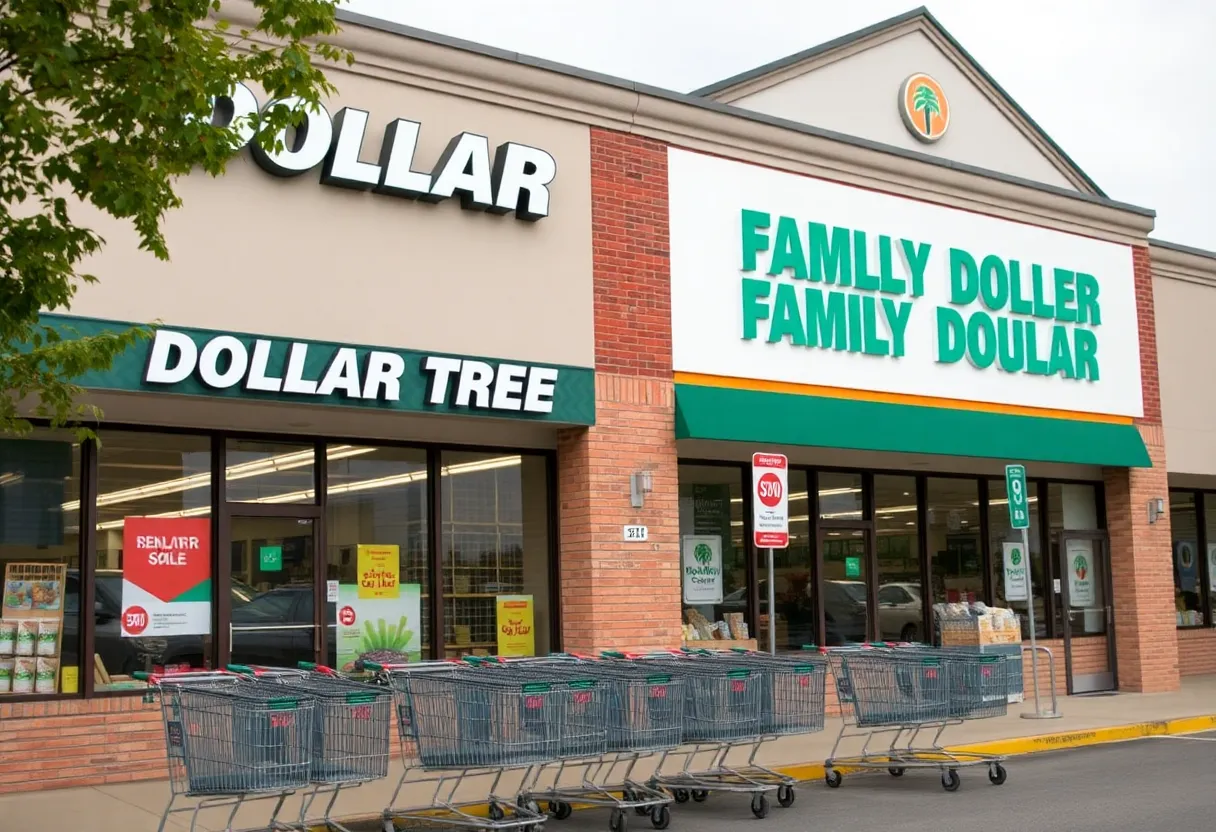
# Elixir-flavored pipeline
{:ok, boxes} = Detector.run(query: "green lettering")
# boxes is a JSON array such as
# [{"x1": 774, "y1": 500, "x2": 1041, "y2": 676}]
[
  {"x1": 1031, "y1": 265, "x2": 1056, "y2": 319},
  {"x1": 949, "y1": 248, "x2": 979, "y2": 304},
  {"x1": 809, "y1": 223, "x2": 853, "y2": 286},
  {"x1": 936, "y1": 307, "x2": 966, "y2": 364},
  {"x1": 768, "y1": 283, "x2": 807, "y2": 345},
  {"x1": 806, "y1": 288, "x2": 847, "y2": 350},
  {"x1": 882, "y1": 298, "x2": 912, "y2": 358},
  {"x1": 741, "y1": 210, "x2": 770, "y2": 272},
  {"x1": 1024, "y1": 321, "x2": 1051, "y2": 375},
  {"x1": 767, "y1": 215, "x2": 808, "y2": 279},
  {"x1": 901, "y1": 239, "x2": 931, "y2": 297},
  {"x1": 996, "y1": 316, "x2": 1025, "y2": 373},
  {"x1": 741, "y1": 278, "x2": 771, "y2": 340},
  {"x1": 861, "y1": 295, "x2": 888, "y2": 355},
  {"x1": 979, "y1": 255, "x2": 1009, "y2": 312},
  {"x1": 1075, "y1": 272, "x2": 1101, "y2": 325},
  {"x1": 853, "y1": 230, "x2": 881, "y2": 291},
  {"x1": 877, "y1": 236, "x2": 906, "y2": 295},
  {"x1": 1008, "y1": 260, "x2": 1033, "y2": 315},
  {"x1": 847, "y1": 292, "x2": 863, "y2": 353},
  {"x1": 1053, "y1": 269, "x2": 1077, "y2": 322},
  {"x1": 1048, "y1": 325, "x2": 1076, "y2": 378},
  {"x1": 1074, "y1": 328, "x2": 1099, "y2": 380},
  {"x1": 966, "y1": 311, "x2": 997, "y2": 369}
]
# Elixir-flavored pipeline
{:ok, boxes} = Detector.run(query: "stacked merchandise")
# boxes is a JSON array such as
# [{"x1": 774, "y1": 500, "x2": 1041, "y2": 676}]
[
  {"x1": 0, "y1": 564, "x2": 67, "y2": 694},
  {"x1": 934, "y1": 602, "x2": 1024, "y2": 703},
  {"x1": 681, "y1": 608, "x2": 751, "y2": 646}
]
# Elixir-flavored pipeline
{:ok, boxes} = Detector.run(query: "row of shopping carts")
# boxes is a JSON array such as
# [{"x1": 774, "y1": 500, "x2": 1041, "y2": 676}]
[{"x1": 137, "y1": 643, "x2": 1010, "y2": 832}]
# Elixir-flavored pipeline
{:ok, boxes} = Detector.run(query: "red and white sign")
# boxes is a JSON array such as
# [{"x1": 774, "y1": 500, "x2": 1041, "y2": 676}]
[
  {"x1": 121, "y1": 517, "x2": 212, "y2": 638},
  {"x1": 752, "y1": 453, "x2": 789, "y2": 548}
]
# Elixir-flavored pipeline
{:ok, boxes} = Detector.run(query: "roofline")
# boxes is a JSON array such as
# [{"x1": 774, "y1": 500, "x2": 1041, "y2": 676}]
[
  {"x1": 687, "y1": 6, "x2": 1108, "y2": 198},
  {"x1": 332, "y1": 8, "x2": 1153, "y2": 218},
  {"x1": 1150, "y1": 238, "x2": 1216, "y2": 261}
]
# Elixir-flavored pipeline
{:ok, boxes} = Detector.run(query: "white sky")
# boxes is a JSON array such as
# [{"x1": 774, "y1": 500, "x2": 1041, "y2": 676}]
[{"x1": 342, "y1": 0, "x2": 1215, "y2": 250}]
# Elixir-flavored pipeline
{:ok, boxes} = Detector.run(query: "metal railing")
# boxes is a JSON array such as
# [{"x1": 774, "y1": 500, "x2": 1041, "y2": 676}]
[{"x1": 1020, "y1": 643, "x2": 1061, "y2": 719}]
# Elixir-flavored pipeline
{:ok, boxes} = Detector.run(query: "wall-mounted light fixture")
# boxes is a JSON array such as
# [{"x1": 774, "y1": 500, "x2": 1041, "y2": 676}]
[
  {"x1": 630, "y1": 470, "x2": 654, "y2": 509},
  {"x1": 1148, "y1": 497, "x2": 1166, "y2": 524}
]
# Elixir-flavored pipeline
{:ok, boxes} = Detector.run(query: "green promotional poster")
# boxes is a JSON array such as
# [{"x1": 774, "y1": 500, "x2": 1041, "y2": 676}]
[{"x1": 335, "y1": 583, "x2": 422, "y2": 672}]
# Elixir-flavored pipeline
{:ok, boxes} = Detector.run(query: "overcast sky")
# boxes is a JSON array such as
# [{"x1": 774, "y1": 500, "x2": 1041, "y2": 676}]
[{"x1": 342, "y1": 0, "x2": 1215, "y2": 250}]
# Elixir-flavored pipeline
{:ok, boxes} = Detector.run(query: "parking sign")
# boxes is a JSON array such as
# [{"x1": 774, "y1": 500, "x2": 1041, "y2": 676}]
[
  {"x1": 752, "y1": 453, "x2": 789, "y2": 548},
  {"x1": 1004, "y1": 464, "x2": 1029, "y2": 530}
]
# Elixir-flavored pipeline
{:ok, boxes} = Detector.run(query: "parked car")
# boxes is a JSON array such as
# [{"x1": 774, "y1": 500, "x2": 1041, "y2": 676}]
[
  {"x1": 877, "y1": 582, "x2": 924, "y2": 641},
  {"x1": 716, "y1": 578, "x2": 868, "y2": 647}
]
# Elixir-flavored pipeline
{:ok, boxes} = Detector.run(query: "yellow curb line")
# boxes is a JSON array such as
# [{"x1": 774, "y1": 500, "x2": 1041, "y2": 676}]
[{"x1": 315, "y1": 714, "x2": 1216, "y2": 830}]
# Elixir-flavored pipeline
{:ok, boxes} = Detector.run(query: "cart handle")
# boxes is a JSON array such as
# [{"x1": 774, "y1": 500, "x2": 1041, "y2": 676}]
[
  {"x1": 297, "y1": 661, "x2": 339, "y2": 676},
  {"x1": 226, "y1": 664, "x2": 261, "y2": 676}
]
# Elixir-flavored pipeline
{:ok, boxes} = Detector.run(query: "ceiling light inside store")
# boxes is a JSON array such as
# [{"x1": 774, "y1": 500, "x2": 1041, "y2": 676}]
[{"x1": 0, "y1": 473, "x2": 23, "y2": 487}]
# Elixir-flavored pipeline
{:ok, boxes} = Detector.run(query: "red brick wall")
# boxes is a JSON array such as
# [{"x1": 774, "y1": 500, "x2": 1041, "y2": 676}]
[
  {"x1": 558, "y1": 129, "x2": 681, "y2": 654},
  {"x1": 1178, "y1": 628, "x2": 1216, "y2": 676}
]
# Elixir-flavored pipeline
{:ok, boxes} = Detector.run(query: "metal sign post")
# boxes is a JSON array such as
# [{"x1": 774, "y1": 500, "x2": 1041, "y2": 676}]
[
  {"x1": 752, "y1": 453, "x2": 789, "y2": 655},
  {"x1": 1005, "y1": 464, "x2": 1060, "y2": 719}
]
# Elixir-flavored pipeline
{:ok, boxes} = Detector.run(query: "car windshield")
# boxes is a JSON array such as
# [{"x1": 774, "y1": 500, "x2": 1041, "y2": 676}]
[{"x1": 837, "y1": 582, "x2": 867, "y2": 602}]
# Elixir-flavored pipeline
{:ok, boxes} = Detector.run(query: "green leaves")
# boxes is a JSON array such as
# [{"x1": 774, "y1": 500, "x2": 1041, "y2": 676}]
[
  {"x1": 360, "y1": 615, "x2": 416, "y2": 654},
  {"x1": 0, "y1": 0, "x2": 349, "y2": 436}
]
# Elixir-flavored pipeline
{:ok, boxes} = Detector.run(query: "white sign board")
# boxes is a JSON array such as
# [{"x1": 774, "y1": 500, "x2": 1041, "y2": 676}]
[
  {"x1": 1208, "y1": 544, "x2": 1216, "y2": 593},
  {"x1": 1002, "y1": 541, "x2": 1030, "y2": 602},
  {"x1": 751, "y1": 453, "x2": 790, "y2": 548},
  {"x1": 681, "y1": 536, "x2": 723, "y2": 604},
  {"x1": 667, "y1": 147, "x2": 1143, "y2": 419},
  {"x1": 623, "y1": 525, "x2": 649, "y2": 542},
  {"x1": 1066, "y1": 539, "x2": 1095, "y2": 607}
]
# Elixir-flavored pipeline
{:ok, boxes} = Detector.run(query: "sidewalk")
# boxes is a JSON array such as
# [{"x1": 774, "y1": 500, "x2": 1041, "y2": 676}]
[{"x1": 7, "y1": 676, "x2": 1214, "y2": 832}]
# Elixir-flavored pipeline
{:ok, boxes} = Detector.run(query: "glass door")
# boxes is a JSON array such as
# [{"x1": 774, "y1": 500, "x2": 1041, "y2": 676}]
[
  {"x1": 228, "y1": 516, "x2": 320, "y2": 667},
  {"x1": 817, "y1": 526, "x2": 870, "y2": 645},
  {"x1": 1057, "y1": 532, "x2": 1116, "y2": 693}
]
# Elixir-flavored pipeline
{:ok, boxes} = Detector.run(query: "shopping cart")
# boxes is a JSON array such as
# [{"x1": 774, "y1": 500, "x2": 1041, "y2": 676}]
[
  {"x1": 229, "y1": 664, "x2": 393, "y2": 832},
  {"x1": 630, "y1": 652, "x2": 779, "y2": 820},
  {"x1": 823, "y1": 644, "x2": 1009, "y2": 792},
  {"x1": 480, "y1": 656, "x2": 679, "y2": 832},
  {"x1": 136, "y1": 670, "x2": 317, "y2": 832},
  {"x1": 369, "y1": 659, "x2": 555, "y2": 832}
]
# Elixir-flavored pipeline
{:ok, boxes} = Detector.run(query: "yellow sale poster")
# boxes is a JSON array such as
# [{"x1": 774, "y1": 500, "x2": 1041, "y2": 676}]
[
  {"x1": 356, "y1": 544, "x2": 400, "y2": 600},
  {"x1": 496, "y1": 595, "x2": 535, "y2": 657}
]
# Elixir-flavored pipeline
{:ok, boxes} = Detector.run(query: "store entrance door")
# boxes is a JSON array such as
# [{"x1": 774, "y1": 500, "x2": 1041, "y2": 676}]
[
  {"x1": 228, "y1": 515, "x2": 321, "y2": 668},
  {"x1": 817, "y1": 525, "x2": 872, "y2": 645},
  {"x1": 1057, "y1": 531, "x2": 1116, "y2": 693}
]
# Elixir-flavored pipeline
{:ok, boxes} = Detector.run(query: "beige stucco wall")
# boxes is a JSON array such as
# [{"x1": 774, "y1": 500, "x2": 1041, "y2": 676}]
[
  {"x1": 728, "y1": 29, "x2": 1077, "y2": 191},
  {"x1": 1155, "y1": 265, "x2": 1216, "y2": 476},
  {"x1": 66, "y1": 64, "x2": 594, "y2": 369}
]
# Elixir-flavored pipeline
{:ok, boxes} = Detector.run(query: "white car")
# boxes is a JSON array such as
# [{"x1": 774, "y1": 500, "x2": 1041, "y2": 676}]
[{"x1": 877, "y1": 582, "x2": 924, "y2": 642}]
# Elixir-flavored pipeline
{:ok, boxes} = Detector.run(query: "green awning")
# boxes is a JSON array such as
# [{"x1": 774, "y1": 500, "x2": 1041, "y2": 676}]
[{"x1": 674, "y1": 384, "x2": 1151, "y2": 468}]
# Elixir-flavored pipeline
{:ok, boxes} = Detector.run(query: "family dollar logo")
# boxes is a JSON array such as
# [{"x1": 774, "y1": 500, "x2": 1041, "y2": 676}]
[
  {"x1": 1073, "y1": 555, "x2": 1088, "y2": 580},
  {"x1": 899, "y1": 73, "x2": 949, "y2": 143},
  {"x1": 1010, "y1": 548, "x2": 1022, "y2": 567},
  {"x1": 694, "y1": 543, "x2": 713, "y2": 565}
]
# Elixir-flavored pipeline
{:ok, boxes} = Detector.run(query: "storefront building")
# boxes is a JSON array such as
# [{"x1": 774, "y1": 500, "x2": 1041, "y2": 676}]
[{"x1": 0, "y1": 4, "x2": 1204, "y2": 791}]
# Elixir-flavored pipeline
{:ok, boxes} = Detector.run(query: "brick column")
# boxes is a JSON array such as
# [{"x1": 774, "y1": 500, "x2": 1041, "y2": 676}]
[
  {"x1": 1103, "y1": 246, "x2": 1178, "y2": 692},
  {"x1": 557, "y1": 129, "x2": 682, "y2": 653}
]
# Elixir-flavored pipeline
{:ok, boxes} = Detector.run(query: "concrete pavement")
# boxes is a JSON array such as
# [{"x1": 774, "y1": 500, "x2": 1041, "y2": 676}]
[{"x1": 3, "y1": 676, "x2": 1214, "y2": 831}]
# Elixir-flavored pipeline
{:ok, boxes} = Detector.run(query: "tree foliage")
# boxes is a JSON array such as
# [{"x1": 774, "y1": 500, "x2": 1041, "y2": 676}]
[{"x1": 0, "y1": 0, "x2": 351, "y2": 436}]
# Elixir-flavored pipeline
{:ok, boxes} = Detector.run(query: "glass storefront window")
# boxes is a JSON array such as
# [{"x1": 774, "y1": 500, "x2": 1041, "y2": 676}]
[
  {"x1": 874, "y1": 475, "x2": 922, "y2": 642},
  {"x1": 677, "y1": 466, "x2": 745, "y2": 645},
  {"x1": 440, "y1": 452, "x2": 550, "y2": 658},
  {"x1": 1048, "y1": 483, "x2": 1103, "y2": 634},
  {"x1": 94, "y1": 432, "x2": 212, "y2": 686},
  {"x1": 1171, "y1": 491, "x2": 1202, "y2": 627},
  {"x1": 326, "y1": 446, "x2": 429, "y2": 669},
  {"x1": 0, "y1": 432, "x2": 81, "y2": 696},
  {"x1": 818, "y1": 472, "x2": 863, "y2": 521},
  {"x1": 760, "y1": 470, "x2": 812, "y2": 652},
  {"x1": 225, "y1": 439, "x2": 319, "y2": 504},
  {"x1": 927, "y1": 478, "x2": 983, "y2": 611},
  {"x1": 989, "y1": 478, "x2": 1045, "y2": 638}
]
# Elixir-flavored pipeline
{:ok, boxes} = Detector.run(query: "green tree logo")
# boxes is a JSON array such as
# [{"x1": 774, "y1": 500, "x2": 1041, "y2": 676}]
[
  {"x1": 1010, "y1": 549, "x2": 1022, "y2": 567},
  {"x1": 913, "y1": 84, "x2": 941, "y2": 136},
  {"x1": 1073, "y1": 555, "x2": 1088, "y2": 580},
  {"x1": 693, "y1": 543, "x2": 713, "y2": 565}
]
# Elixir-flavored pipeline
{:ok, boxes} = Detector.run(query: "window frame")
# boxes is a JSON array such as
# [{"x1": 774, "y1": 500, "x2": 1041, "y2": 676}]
[{"x1": 1169, "y1": 488, "x2": 1210, "y2": 630}]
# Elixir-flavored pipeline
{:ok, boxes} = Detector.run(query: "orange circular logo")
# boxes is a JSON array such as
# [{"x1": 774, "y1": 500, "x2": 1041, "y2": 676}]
[{"x1": 899, "y1": 73, "x2": 949, "y2": 143}]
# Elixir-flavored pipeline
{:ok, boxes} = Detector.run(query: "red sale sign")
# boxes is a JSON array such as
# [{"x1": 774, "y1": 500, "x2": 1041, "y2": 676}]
[
  {"x1": 752, "y1": 453, "x2": 789, "y2": 548},
  {"x1": 121, "y1": 517, "x2": 212, "y2": 638}
]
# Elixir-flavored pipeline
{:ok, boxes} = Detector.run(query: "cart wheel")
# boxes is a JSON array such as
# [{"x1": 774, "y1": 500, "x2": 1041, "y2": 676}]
[
  {"x1": 750, "y1": 794, "x2": 769, "y2": 820},
  {"x1": 635, "y1": 806, "x2": 650, "y2": 817},
  {"x1": 888, "y1": 767, "x2": 906, "y2": 777},
  {"x1": 558, "y1": 802, "x2": 574, "y2": 821},
  {"x1": 609, "y1": 809, "x2": 628, "y2": 832},
  {"x1": 691, "y1": 790, "x2": 709, "y2": 803},
  {"x1": 672, "y1": 790, "x2": 690, "y2": 804},
  {"x1": 651, "y1": 806, "x2": 671, "y2": 830},
  {"x1": 520, "y1": 798, "x2": 541, "y2": 815},
  {"x1": 489, "y1": 803, "x2": 506, "y2": 821},
  {"x1": 941, "y1": 770, "x2": 961, "y2": 792},
  {"x1": 988, "y1": 763, "x2": 1008, "y2": 786},
  {"x1": 776, "y1": 785, "x2": 795, "y2": 808},
  {"x1": 824, "y1": 770, "x2": 843, "y2": 789}
]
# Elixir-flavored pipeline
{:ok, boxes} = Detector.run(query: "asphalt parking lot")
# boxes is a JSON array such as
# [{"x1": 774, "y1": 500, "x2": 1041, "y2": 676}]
[{"x1": 551, "y1": 733, "x2": 1216, "y2": 832}]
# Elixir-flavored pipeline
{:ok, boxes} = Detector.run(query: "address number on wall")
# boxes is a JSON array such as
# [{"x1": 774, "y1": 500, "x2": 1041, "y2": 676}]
[{"x1": 623, "y1": 525, "x2": 649, "y2": 542}]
